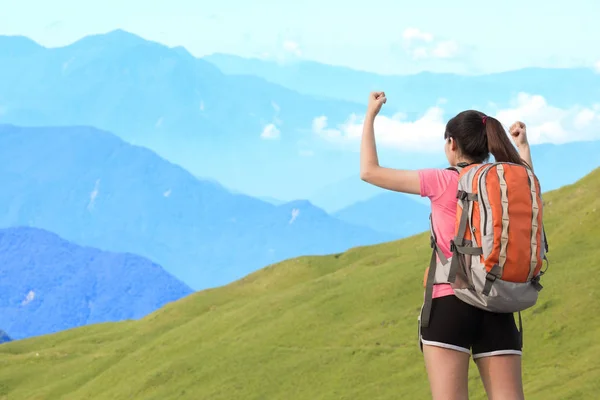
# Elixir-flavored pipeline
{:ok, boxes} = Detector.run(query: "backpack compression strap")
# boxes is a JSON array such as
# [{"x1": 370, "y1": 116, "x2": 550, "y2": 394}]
[{"x1": 420, "y1": 165, "x2": 465, "y2": 329}]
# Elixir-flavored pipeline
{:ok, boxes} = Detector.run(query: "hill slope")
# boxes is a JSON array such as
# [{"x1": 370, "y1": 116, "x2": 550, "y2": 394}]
[
  {"x1": 0, "y1": 227, "x2": 192, "y2": 340},
  {"x1": 0, "y1": 168, "x2": 598, "y2": 399},
  {"x1": 0, "y1": 124, "x2": 392, "y2": 290}
]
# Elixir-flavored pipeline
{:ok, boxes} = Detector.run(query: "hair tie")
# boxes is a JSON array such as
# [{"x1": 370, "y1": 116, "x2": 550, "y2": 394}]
[{"x1": 482, "y1": 116, "x2": 488, "y2": 125}]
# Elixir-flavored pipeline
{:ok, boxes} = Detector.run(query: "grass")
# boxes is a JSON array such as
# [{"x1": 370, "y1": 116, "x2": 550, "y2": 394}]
[{"x1": 0, "y1": 168, "x2": 599, "y2": 399}]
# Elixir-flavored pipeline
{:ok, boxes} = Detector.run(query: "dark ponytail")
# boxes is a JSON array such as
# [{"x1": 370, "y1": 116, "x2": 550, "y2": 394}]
[
  {"x1": 484, "y1": 116, "x2": 526, "y2": 166},
  {"x1": 444, "y1": 110, "x2": 527, "y2": 167}
]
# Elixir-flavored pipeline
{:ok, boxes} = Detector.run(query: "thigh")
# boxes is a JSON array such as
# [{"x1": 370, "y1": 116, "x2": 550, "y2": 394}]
[
  {"x1": 419, "y1": 296, "x2": 480, "y2": 400},
  {"x1": 423, "y1": 345, "x2": 471, "y2": 400},
  {"x1": 475, "y1": 354, "x2": 524, "y2": 400},
  {"x1": 473, "y1": 311, "x2": 524, "y2": 400}
]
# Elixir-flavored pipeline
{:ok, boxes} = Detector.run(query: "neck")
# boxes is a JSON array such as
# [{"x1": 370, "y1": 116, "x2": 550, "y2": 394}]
[{"x1": 454, "y1": 157, "x2": 473, "y2": 166}]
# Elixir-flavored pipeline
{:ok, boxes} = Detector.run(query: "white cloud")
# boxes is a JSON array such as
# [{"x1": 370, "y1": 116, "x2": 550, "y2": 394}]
[
  {"x1": 312, "y1": 93, "x2": 600, "y2": 153},
  {"x1": 410, "y1": 47, "x2": 429, "y2": 60},
  {"x1": 432, "y1": 41, "x2": 459, "y2": 59},
  {"x1": 402, "y1": 28, "x2": 434, "y2": 43},
  {"x1": 313, "y1": 108, "x2": 446, "y2": 153},
  {"x1": 261, "y1": 123, "x2": 280, "y2": 140},
  {"x1": 495, "y1": 93, "x2": 600, "y2": 144},
  {"x1": 282, "y1": 40, "x2": 302, "y2": 57},
  {"x1": 594, "y1": 60, "x2": 600, "y2": 73},
  {"x1": 401, "y1": 28, "x2": 459, "y2": 60}
]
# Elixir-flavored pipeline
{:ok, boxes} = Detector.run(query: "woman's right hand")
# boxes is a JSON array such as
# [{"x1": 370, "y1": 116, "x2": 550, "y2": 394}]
[
  {"x1": 509, "y1": 121, "x2": 529, "y2": 148},
  {"x1": 366, "y1": 91, "x2": 387, "y2": 119}
]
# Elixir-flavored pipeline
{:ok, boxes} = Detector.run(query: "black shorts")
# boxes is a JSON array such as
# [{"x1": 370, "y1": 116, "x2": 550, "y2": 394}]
[{"x1": 418, "y1": 295, "x2": 522, "y2": 360}]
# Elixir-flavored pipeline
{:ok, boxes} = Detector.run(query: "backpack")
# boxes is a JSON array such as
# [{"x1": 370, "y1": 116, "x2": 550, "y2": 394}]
[{"x1": 420, "y1": 161, "x2": 549, "y2": 338}]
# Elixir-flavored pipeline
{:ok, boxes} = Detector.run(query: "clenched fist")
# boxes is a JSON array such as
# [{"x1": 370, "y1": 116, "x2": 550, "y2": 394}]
[
  {"x1": 509, "y1": 121, "x2": 529, "y2": 148},
  {"x1": 366, "y1": 91, "x2": 387, "y2": 118}
]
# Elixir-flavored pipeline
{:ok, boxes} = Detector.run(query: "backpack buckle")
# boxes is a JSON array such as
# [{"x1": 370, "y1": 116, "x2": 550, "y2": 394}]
[
  {"x1": 456, "y1": 190, "x2": 466, "y2": 200},
  {"x1": 485, "y1": 273, "x2": 497, "y2": 283},
  {"x1": 449, "y1": 240, "x2": 456, "y2": 252},
  {"x1": 531, "y1": 275, "x2": 544, "y2": 291}
]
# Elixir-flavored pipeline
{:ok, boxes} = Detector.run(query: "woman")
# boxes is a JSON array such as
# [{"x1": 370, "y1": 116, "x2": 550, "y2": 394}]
[{"x1": 360, "y1": 91, "x2": 532, "y2": 400}]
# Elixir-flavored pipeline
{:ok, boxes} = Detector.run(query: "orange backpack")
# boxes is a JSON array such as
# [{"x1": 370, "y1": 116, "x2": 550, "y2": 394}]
[{"x1": 420, "y1": 162, "x2": 549, "y2": 332}]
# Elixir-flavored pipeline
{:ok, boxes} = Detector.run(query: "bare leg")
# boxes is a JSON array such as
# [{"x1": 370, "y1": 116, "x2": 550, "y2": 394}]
[
  {"x1": 475, "y1": 354, "x2": 525, "y2": 400},
  {"x1": 423, "y1": 344, "x2": 471, "y2": 400}
]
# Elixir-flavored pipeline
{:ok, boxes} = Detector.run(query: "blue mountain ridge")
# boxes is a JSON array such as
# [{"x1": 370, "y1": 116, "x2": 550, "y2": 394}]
[
  {"x1": 0, "y1": 124, "x2": 394, "y2": 290},
  {"x1": 333, "y1": 193, "x2": 430, "y2": 238},
  {"x1": 0, "y1": 226, "x2": 192, "y2": 340},
  {"x1": 0, "y1": 30, "x2": 367, "y2": 200},
  {"x1": 1, "y1": 30, "x2": 597, "y2": 228},
  {"x1": 203, "y1": 53, "x2": 600, "y2": 112}
]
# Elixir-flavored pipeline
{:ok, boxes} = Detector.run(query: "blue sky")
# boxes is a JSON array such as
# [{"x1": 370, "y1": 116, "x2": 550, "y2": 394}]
[{"x1": 1, "y1": 0, "x2": 599, "y2": 75}]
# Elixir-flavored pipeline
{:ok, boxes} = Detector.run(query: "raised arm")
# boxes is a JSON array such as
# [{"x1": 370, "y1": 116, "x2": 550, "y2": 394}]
[
  {"x1": 360, "y1": 92, "x2": 421, "y2": 195},
  {"x1": 509, "y1": 121, "x2": 534, "y2": 171}
]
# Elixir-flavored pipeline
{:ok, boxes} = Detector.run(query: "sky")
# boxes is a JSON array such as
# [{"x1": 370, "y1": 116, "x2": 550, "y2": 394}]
[{"x1": 1, "y1": 0, "x2": 599, "y2": 75}]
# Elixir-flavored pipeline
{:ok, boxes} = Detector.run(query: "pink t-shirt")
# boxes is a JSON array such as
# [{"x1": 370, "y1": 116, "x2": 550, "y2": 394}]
[{"x1": 418, "y1": 168, "x2": 459, "y2": 298}]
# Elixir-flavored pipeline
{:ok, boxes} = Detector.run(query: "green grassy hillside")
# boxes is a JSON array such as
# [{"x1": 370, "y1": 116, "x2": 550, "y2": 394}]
[{"x1": 1, "y1": 168, "x2": 599, "y2": 400}]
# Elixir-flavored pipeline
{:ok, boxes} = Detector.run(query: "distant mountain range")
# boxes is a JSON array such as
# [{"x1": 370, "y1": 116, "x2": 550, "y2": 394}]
[
  {"x1": 0, "y1": 124, "x2": 393, "y2": 290},
  {"x1": 0, "y1": 226, "x2": 192, "y2": 340},
  {"x1": 3, "y1": 30, "x2": 597, "y2": 203},
  {"x1": 0, "y1": 30, "x2": 366, "y2": 201},
  {"x1": 204, "y1": 53, "x2": 600, "y2": 111},
  {"x1": 333, "y1": 192, "x2": 430, "y2": 237}
]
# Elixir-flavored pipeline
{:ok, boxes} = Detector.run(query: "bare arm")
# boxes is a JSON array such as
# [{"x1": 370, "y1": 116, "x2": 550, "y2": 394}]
[
  {"x1": 517, "y1": 143, "x2": 534, "y2": 172},
  {"x1": 509, "y1": 121, "x2": 534, "y2": 171},
  {"x1": 360, "y1": 94, "x2": 420, "y2": 195}
]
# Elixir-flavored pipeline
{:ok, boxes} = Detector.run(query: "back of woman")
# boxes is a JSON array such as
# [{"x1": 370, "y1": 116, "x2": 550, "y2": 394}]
[{"x1": 359, "y1": 91, "x2": 537, "y2": 400}]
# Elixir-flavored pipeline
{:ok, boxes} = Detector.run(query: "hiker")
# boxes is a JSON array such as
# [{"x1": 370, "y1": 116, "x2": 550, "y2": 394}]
[{"x1": 360, "y1": 91, "x2": 547, "y2": 400}]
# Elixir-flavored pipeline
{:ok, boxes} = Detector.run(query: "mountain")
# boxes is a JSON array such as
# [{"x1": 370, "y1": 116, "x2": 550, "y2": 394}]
[
  {"x1": 309, "y1": 174, "x2": 392, "y2": 213},
  {"x1": 333, "y1": 192, "x2": 430, "y2": 237},
  {"x1": 309, "y1": 174, "x2": 431, "y2": 213},
  {"x1": 4, "y1": 31, "x2": 596, "y2": 203},
  {"x1": 0, "y1": 30, "x2": 366, "y2": 201},
  {"x1": 529, "y1": 141, "x2": 600, "y2": 191},
  {"x1": 0, "y1": 330, "x2": 11, "y2": 344},
  {"x1": 0, "y1": 124, "x2": 393, "y2": 290},
  {"x1": 204, "y1": 53, "x2": 600, "y2": 110},
  {"x1": 0, "y1": 169, "x2": 597, "y2": 399},
  {"x1": 0, "y1": 226, "x2": 192, "y2": 340},
  {"x1": 257, "y1": 196, "x2": 287, "y2": 206}
]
